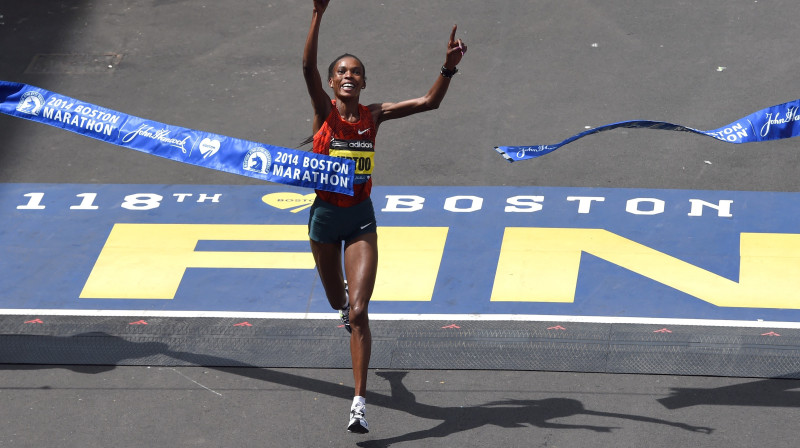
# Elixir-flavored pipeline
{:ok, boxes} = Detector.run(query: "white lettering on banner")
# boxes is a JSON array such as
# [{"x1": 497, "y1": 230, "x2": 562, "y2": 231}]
[
  {"x1": 42, "y1": 107, "x2": 115, "y2": 136},
  {"x1": 302, "y1": 157, "x2": 348, "y2": 174},
  {"x1": 72, "y1": 105, "x2": 121, "y2": 124},
  {"x1": 514, "y1": 145, "x2": 553, "y2": 159},
  {"x1": 272, "y1": 164, "x2": 350, "y2": 189},
  {"x1": 44, "y1": 96, "x2": 72, "y2": 112},
  {"x1": 761, "y1": 107, "x2": 800, "y2": 137},
  {"x1": 43, "y1": 97, "x2": 120, "y2": 123},
  {"x1": 121, "y1": 124, "x2": 192, "y2": 153},
  {"x1": 282, "y1": 167, "x2": 301, "y2": 180},
  {"x1": 274, "y1": 165, "x2": 298, "y2": 181},
  {"x1": 274, "y1": 151, "x2": 299, "y2": 165},
  {"x1": 277, "y1": 149, "x2": 353, "y2": 189},
  {"x1": 706, "y1": 123, "x2": 749, "y2": 142}
]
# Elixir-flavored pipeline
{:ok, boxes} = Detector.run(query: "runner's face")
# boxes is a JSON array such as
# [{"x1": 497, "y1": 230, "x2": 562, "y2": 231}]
[{"x1": 329, "y1": 57, "x2": 364, "y2": 99}]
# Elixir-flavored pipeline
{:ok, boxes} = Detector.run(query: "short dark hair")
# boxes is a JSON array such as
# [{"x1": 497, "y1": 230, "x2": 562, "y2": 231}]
[{"x1": 327, "y1": 54, "x2": 366, "y2": 82}]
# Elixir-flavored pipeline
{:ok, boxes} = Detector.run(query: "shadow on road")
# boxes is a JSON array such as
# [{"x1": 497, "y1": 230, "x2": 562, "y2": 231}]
[{"x1": 0, "y1": 332, "x2": 721, "y2": 446}]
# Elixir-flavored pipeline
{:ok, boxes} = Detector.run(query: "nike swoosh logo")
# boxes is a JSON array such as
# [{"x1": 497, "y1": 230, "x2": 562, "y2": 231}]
[
  {"x1": 360, "y1": 222, "x2": 373, "y2": 230},
  {"x1": 358, "y1": 129, "x2": 370, "y2": 135}
]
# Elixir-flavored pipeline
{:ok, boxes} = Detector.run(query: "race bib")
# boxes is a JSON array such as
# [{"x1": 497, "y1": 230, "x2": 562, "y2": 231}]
[{"x1": 329, "y1": 139, "x2": 374, "y2": 184}]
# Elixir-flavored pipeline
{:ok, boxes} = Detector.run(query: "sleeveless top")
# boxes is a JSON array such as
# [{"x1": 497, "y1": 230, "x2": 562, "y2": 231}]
[{"x1": 312, "y1": 101, "x2": 377, "y2": 207}]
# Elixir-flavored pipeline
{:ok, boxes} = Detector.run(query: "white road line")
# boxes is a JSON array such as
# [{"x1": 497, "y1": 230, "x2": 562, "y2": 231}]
[
  {"x1": 168, "y1": 368, "x2": 223, "y2": 397},
  {"x1": 1, "y1": 308, "x2": 799, "y2": 329}
]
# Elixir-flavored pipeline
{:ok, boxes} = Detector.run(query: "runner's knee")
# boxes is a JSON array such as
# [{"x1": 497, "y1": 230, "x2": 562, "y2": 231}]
[{"x1": 349, "y1": 303, "x2": 369, "y2": 328}]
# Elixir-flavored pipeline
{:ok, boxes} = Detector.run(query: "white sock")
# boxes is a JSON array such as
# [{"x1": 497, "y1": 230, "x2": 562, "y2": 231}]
[{"x1": 352, "y1": 396, "x2": 366, "y2": 408}]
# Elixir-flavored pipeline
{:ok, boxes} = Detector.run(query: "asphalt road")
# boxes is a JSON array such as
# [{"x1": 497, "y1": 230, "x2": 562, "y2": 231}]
[
  {"x1": 3, "y1": 366, "x2": 798, "y2": 448},
  {"x1": 1, "y1": 1, "x2": 800, "y2": 447}
]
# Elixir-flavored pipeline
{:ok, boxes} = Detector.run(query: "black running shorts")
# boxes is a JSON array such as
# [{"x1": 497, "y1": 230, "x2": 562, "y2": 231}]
[{"x1": 308, "y1": 196, "x2": 377, "y2": 244}]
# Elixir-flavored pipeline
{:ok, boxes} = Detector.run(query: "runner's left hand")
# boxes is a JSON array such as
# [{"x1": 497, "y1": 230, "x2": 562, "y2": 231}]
[{"x1": 445, "y1": 24, "x2": 467, "y2": 69}]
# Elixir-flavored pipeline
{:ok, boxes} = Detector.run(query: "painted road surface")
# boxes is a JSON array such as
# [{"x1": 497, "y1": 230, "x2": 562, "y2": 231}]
[{"x1": 4, "y1": 183, "x2": 800, "y2": 324}]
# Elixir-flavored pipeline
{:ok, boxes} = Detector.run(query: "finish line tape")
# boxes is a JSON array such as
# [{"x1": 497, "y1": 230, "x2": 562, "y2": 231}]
[
  {"x1": 0, "y1": 81, "x2": 354, "y2": 194},
  {"x1": 495, "y1": 98, "x2": 800, "y2": 162}
]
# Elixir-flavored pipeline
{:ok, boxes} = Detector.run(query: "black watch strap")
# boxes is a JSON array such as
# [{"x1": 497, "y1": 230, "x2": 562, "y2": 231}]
[{"x1": 440, "y1": 65, "x2": 458, "y2": 78}]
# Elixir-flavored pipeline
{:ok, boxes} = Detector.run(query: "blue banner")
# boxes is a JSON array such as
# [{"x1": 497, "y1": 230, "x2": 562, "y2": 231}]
[
  {"x1": 0, "y1": 81, "x2": 355, "y2": 194},
  {"x1": 495, "y1": 98, "x2": 800, "y2": 162}
]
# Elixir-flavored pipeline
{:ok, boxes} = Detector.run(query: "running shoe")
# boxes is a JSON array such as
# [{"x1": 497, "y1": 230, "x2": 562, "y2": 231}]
[
  {"x1": 347, "y1": 402, "x2": 369, "y2": 434},
  {"x1": 339, "y1": 304, "x2": 351, "y2": 333},
  {"x1": 339, "y1": 280, "x2": 352, "y2": 333}
]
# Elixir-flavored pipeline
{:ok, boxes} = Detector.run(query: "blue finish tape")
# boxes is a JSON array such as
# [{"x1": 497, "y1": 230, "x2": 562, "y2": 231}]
[
  {"x1": 495, "y1": 98, "x2": 800, "y2": 162},
  {"x1": 0, "y1": 81, "x2": 355, "y2": 194}
]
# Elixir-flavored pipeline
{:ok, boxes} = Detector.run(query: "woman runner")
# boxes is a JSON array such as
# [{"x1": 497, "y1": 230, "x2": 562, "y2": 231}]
[{"x1": 302, "y1": 0, "x2": 466, "y2": 434}]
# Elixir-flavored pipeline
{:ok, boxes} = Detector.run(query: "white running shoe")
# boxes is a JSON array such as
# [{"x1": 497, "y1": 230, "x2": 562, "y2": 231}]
[{"x1": 347, "y1": 402, "x2": 369, "y2": 434}]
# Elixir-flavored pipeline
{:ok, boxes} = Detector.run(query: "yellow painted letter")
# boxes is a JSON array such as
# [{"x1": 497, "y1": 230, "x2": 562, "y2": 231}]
[
  {"x1": 81, "y1": 224, "x2": 447, "y2": 301},
  {"x1": 80, "y1": 224, "x2": 314, "y2": 299},
  {"x1": 491, "y1": 228, "x2": 800, "y2": 309}
]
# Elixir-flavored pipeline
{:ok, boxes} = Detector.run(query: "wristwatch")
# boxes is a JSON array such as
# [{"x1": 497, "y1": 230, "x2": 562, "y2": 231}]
[{"x1": 440, "y1": 65, "x2": 458, "y2": 78}]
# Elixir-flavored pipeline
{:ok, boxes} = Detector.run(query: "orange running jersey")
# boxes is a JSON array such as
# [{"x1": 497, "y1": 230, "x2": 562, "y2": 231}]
[{"x1": 312, "y1": 101, "x2": 377, "y2": 207}]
